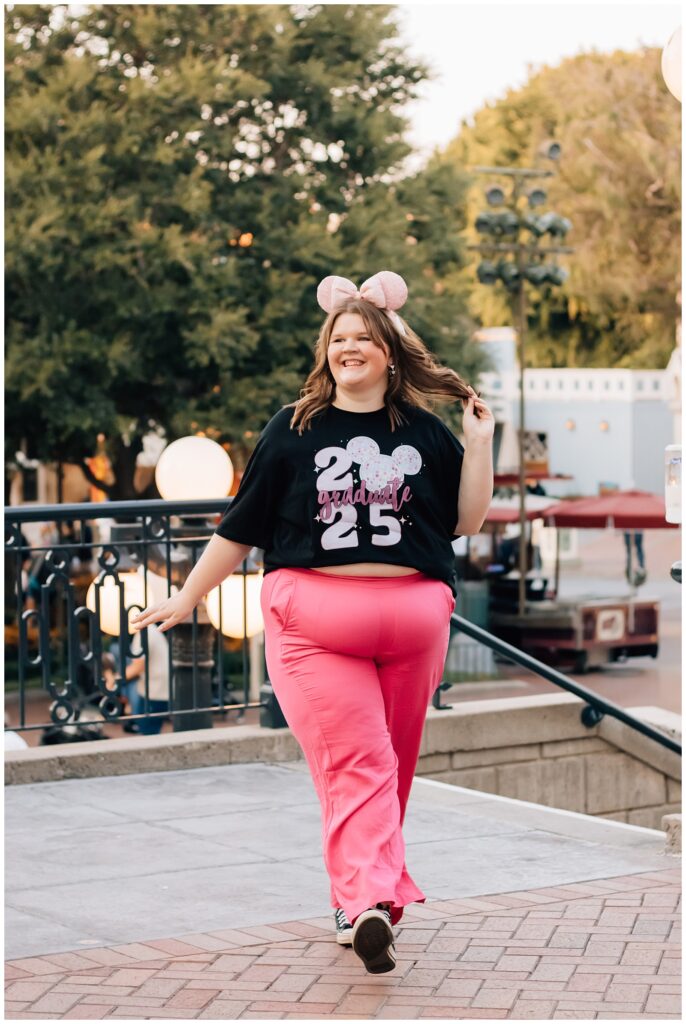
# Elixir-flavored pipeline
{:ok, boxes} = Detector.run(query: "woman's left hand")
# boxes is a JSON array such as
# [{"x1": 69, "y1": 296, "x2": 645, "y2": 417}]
[{"x1": 461, "y1": 386, "x2": 495, "y2": 445}]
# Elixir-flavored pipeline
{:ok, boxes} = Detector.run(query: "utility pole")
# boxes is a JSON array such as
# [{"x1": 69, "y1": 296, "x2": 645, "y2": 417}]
[{"x1": 469, "y1": 155, "x2": 574, "y2": 616}]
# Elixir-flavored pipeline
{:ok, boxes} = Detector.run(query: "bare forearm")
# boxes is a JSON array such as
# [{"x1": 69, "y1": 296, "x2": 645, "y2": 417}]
[
  {"x1": 182, "y1": 534, "x2": 254, "y2": 605},
  {"x1": 126, "y1": 659, "x2": 145, "y2": 680},
  {"x1": 455, "y1": 439, "x2": 494, "y2": 535}
]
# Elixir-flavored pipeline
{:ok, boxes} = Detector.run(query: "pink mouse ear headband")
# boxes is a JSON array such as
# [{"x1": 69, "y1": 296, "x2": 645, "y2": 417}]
[{"x1": 316, "y1": 271, "x2": 408, "y2": 335}]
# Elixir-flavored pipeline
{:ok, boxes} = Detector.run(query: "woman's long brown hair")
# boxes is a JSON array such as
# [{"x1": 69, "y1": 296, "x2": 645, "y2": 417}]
[{"x1": 287, "y1": 298, "x2": 473, "y2": 434}]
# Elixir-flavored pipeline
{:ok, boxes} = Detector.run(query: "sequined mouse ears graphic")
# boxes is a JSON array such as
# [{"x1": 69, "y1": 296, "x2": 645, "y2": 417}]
[{"x1": 347, "y1": 437, "x2": 422, "y2": 490}]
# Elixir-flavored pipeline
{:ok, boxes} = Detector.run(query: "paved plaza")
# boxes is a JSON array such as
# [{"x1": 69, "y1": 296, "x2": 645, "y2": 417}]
[{"x1": 4, "y1": 761, "x2": 681, "y2": 1019}]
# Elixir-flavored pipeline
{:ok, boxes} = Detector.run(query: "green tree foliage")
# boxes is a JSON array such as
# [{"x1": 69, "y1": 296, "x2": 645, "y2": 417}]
[
  {"x1": 5, "y1": 4, "x2": 478, "y2": 499},
  {"x1": 444, "y1": 48, "x2": 681, "y2": 368}
]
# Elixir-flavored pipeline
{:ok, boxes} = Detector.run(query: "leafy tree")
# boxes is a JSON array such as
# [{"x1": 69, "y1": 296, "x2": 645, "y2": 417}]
[
  {"x1": 444, "y1": 48, "x2": 681, "y2": 368},
  {"x1": 5, "y1": 4, "x2": 479, "y2": 499}
]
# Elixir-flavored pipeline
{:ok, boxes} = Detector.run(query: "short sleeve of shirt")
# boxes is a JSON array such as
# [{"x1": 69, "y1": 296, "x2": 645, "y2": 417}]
[
  {"x1": 436, "y1": 421, "x2": 465, "y2": 537},
  {"x1": 215, "y1": 411, "x2": 286, "y2": 550}
]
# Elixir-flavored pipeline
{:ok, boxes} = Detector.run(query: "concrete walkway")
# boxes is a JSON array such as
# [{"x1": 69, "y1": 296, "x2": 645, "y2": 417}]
[{"x1": 5, "y1": 762, "x2": 681, "y2": 1019}]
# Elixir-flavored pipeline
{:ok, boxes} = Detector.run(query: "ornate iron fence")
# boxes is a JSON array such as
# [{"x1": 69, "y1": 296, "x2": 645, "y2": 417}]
[{"x1": 4, "y1": 499, "x2": 276, "y2": 740}]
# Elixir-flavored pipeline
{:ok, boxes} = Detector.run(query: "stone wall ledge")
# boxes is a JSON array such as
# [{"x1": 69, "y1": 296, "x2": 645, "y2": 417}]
[
  {"x1": 5, "y1": 724, "x2": 303, "y2": 785},
  {"x1": 415, "y1": 695, "x2": 681, "y2": 831},
  {"x1": 421, "y1": 692, "x2": 595, "y2": 756},
  {"x1": 420, "y1": 693, "x2": 681, "y2": 780},
  {"x1": 597, "y1": 705, "x2": 681, "y2": 779},
  {"x1": 5, "y1": 695, "x2": 680, "y2": 802}
]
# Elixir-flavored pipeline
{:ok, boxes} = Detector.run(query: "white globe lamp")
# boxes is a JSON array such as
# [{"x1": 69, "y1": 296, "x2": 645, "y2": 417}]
[
  {"x1": 662, "y1": 27, "x2": 682, "y2": 102},
  {"x1": 86, "y1": 571, "x2": 147, "y2": 636},
  {"x1": 136, "y1": 566, "x2": 179, "y2": 604},
  {"x1": 206, "y1": 572, "x2": 265, "y2": 638},
  {"x1": 155, "y1": 436, "x2": 233, "y2": 500}
]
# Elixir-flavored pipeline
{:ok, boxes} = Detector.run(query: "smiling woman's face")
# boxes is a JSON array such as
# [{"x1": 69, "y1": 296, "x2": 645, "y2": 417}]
[{"x1": 326, "y1": 312, "x2": 391, "y2": 396}]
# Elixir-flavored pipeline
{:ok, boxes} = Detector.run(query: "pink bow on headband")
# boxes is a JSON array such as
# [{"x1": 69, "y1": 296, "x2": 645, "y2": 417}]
[{"x1": 317, "y1": 271, "x2": 408, "y2": 314}]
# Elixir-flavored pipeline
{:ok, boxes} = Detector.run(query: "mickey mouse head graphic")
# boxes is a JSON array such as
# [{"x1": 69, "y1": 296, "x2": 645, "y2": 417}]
[{"x1": 346, "y1": 437, "x2": 422, "y2": 490}]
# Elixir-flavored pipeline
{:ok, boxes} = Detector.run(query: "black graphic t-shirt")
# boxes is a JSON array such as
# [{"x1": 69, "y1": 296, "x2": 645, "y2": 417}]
[{"x1": 215, "y1": 401, "x2": 465, "y2": 595}]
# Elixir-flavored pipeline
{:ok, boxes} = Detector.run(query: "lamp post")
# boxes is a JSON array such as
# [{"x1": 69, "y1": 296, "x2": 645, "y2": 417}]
[
  {"x1": 665, "y1": 444, "x2": 682, "y2": 584},
  {"x1": 469, "y1": 149, "x2": 574, "y2": 616},
  {"x1": 154, "y1": 435, "x2": 235, "y2": 731},
  {"x1": 661, "y1": 27, "x2": 681, "y2": 583}
]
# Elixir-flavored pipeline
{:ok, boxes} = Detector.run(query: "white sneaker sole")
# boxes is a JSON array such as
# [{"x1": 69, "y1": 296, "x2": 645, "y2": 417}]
[
  {"x1": 336, "y1": 930, "x2": 353, "y2": 946},
  {"x1": 351, "y1": 909, "x2": 396, "y2": 974}
]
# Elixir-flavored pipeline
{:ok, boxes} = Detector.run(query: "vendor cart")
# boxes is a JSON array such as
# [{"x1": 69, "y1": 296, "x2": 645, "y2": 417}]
[
  {"x1": 479, "y1": 489, "x2": 675, "y2": 671},
  {"x1": 489, "y1": 595, "x2": 659, "y2": 673}
]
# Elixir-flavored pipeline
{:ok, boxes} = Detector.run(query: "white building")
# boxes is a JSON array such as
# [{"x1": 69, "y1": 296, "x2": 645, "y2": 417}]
[{"x1": 475, "y1": 327, "x2": 678, "y2": 498}]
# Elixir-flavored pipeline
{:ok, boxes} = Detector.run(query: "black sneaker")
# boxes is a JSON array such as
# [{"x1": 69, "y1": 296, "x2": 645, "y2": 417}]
[
  {"x1": 351, "y1": 904, "x2": 396, "y2": 974},
  {"x1": 333, "y1": 907, "x2": 353, "y2": 946}
]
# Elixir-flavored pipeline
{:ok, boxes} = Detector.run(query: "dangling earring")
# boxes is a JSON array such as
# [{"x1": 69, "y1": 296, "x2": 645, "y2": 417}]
[{"x1": 388, "y1": 364, "x2": 396, "y2": 377}]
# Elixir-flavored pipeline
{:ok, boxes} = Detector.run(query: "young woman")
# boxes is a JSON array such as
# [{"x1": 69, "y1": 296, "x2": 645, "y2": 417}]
[{"x1": 132, "y1": 271, "x2": 494, "y2": 974}]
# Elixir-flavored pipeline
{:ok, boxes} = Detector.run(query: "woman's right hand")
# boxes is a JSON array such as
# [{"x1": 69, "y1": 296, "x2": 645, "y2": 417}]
[{"x1": 130, "y1": 592, "x2": 196, "y2": 634}]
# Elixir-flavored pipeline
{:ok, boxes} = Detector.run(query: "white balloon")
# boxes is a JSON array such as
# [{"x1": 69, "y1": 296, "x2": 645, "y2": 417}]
[
  {"x1": 206, "y1": 572, "x2": 264, "y2": 638},
  {"x1": 155, "y1": 436, "x2": 234, "y2": 501},
  {"x1": 662, "y1": 26, "x2": 682, "y2": 102}
]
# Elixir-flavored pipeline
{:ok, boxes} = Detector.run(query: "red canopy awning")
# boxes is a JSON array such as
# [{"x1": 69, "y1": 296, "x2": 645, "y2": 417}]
[
  {"x1": 542, "y1": 490, "x2": 678, "y2": 530},
  {"x1": 494, "y1": 472, "x2": 574, "y2": 486},
  {"x1": 484, "y1": 496, "x2": 557, "y2": 525}
]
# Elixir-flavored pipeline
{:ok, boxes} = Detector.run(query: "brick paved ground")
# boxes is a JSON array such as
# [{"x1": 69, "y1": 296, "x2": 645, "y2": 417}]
[{"x1": 5, "y1": 867, "x2": 680, "y2": 1020}]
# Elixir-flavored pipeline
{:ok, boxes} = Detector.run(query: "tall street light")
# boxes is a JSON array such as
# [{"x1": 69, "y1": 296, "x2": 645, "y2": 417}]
[
  {"x1": 154, "y1": 435, "x2": 235, "y2": 731},
  {"x1": 86, "y1": 436, "x2": 265, "y2": 731},
  {"x1": 665, "y1": 444, "x2": 682, "y2": 585},
  {"x1": 469, "y1": 145, "x2": 574, "y2": 616},
  {"x1": 661, "y1": 26, "x2": 681, "y2": 584}
]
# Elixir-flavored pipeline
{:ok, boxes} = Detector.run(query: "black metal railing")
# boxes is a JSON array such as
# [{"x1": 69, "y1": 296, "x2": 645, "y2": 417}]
[
  {"x1": 4, "y1": 498, "x2": 277, "y2": 739},
  {"x1": 5, "y1": 499, "x2": 682, "y2": 758},
  {"x1": 449, "y1": 613, "x2": 681, "y2": 756}
]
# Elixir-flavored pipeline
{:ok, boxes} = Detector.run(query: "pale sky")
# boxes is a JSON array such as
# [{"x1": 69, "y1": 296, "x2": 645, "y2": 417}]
[{"x1": 396, "y1": 1, "x2": 681, "y2": 164}]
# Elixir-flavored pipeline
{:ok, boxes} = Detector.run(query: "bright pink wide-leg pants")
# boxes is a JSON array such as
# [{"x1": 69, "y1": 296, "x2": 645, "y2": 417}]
[{"x1": 260, "y1": 567, "x2": 455, "y2": 926}]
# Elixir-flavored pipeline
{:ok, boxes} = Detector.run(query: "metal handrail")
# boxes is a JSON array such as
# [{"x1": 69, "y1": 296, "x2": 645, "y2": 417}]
[
  {"x1": 5, "y1": 498, "x2": 228, "y2": 525},
  {"x1": 450, "y1": 612, "x2": 681, "y2": 756}
]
